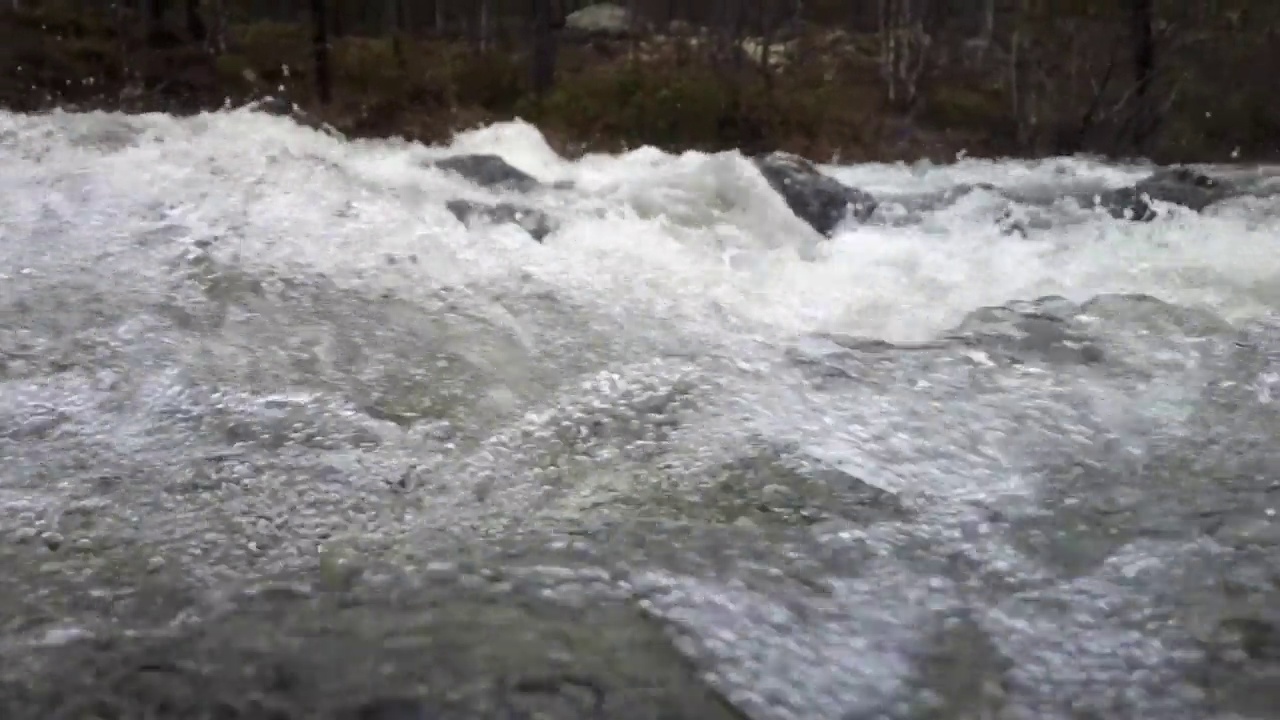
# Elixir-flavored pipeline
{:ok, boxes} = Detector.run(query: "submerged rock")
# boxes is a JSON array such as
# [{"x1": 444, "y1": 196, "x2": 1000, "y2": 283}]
[
  {"x1": 0, "y1": 561, "x2": 743, "y2": 720},
  {"x1": 432, "y1": 154, "x2": 542, "y2": 193},
  {"x1": 616, "y1": 442, "x2": 910, "y2": 528},
  {"x1": 944, "y1": 295, "x2": 1105, "y2": 366},
  {"x1": 446, "y1": 199, "x2": 557, "y2": 241},
  {"x1": 753, "y1": 151, "x2": 878, "y2": 236}
]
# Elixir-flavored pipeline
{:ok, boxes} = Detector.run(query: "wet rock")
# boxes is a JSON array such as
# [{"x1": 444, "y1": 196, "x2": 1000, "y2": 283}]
[
  {"x1": 3, "y1": 572, "x2": 742, "y2": 720},
  {"x1": 944, "y1": 296, "x2": 1104, "y2": 367},
  {"x1": 908, "y1": 612, "x2": 1012, "y2": 719},
  {"x1": 245, "y1": 96, "x2": 345, "y2": 139},
  {"x1": 634, "y1": 445, "x2": 910, "y2": 528},
  {"x1": 1201, "y1": 613, "x2": 1280, "y2": 718},
  {"x1": 247, "y1": 95, "x2": 296, "y2": 118},
  {"x1": 874, "y1": 183, "x2": 1064, "y2": 235},
  {"x1": 874, "y1": 183, "x2": 1001, "y2": 216},
  {"x1": 995, "y1": 205, "x2": 1057, "y2": 237},
  {"x1": 936, "y1": 293, "x2": 1241, "y2": 376},
  {"x1": 564, "y1": 3, "x2": 634, "y2": 38},
  {"x1": 783, "y1": 333, "x2": 948, "y2": 384},
  {"x1": 446, "y1": 199, "x2": 557, "y2": 242},
  {"x1": 4, "y1": 411, "x2": 69, "y2": 440},
  {"x1": 1095, "y1": 167, "x2": 1237, "y2": 220},
  {"x1": 1079, "y1": 292, "x2": 1236, "y2": 339},
  {"x1": 753, "y1": 151, "x2": 878, "y2": 236},
  {"x1": 1135, "y1": 167, "x2": 1237, "y2": 211},
  {"x1": 1090, "y1": 186, "x2": 1158, "y2": 221},
  {"x1": 432, "y1": 154, "x2": 542, "y2": 193}
]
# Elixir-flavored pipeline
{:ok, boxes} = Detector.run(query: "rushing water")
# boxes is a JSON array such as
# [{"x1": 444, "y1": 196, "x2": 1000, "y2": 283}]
[{"x1": 2, "y1": 109, "x2": 1280, "y2": 720}]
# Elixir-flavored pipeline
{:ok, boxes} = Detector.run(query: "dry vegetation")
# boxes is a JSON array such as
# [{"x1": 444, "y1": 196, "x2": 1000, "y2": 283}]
[{"x1": 1, "y1": 0, "x2": 1276, "y2": 163}]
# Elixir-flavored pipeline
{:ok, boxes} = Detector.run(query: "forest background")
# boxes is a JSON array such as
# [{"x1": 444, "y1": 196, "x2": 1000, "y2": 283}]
[{"x1": 1, "y1": 0, "x2": 1275, "y2": 163}]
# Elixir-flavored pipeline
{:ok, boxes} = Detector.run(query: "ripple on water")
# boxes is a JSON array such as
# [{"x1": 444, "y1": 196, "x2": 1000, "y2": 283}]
[{"x1": 2, "y1": 109, "x2": 1280, "y2": 720}]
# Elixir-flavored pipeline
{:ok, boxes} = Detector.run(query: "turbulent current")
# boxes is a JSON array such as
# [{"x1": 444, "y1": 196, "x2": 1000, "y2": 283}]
[{"x1": 2, "y1": 109, "x2": 1280, "y2": 720}]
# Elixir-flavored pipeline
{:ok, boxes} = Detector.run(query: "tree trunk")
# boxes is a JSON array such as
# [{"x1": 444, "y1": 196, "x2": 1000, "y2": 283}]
[
  {"x1": 1129, "y1": 0, "x2": 1157, "y2": 152},
  {"x1": 530, "y1": 0, "x2": 558, "y2": 101},
  {"x1": 478, "y1": 0, "x2": 491, "y2": 50},
  {"x1": 387, "y1": 0, "x2": 406, "y2": 68},
  {"x1": 147, "y1": 0, "x2": 166, "y2": 44},
  {"x1": 185, "y1": 0, "x2": 206, "y2": 41},
  {"x1": 207, "y1": 0, "x2": 227, "y2": 53},
  {"x1": 310, "y1": 0, "x2": 332, "y2": 104},
  {"x1": 330, "y1": 0, "x2": 342, "y2": 38}
]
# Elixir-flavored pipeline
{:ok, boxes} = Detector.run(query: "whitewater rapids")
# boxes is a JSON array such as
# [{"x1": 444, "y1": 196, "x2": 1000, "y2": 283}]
[{"x1": 1, "y1": 109, "x2": 1279, "y2": 720}]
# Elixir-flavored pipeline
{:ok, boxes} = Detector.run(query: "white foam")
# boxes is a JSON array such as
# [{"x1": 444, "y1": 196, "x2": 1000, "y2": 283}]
[
  {"x1": 825, "y1": 155, "x2": 1153, "y2": 195},
  {"x1": 4, "y1": 110, "x2": 1280, "y2": 345},
  {"x1": 3, "y1": 110, "x2": 1274, "y2": 719},
  {"x1": 441, "y1": 117, "x2": 571, "y2": 180}
]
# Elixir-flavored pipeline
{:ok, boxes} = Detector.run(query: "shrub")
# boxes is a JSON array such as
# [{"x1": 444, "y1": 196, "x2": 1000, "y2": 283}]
[
  {"x1": 235, "y1": 21, "x2": 309, "y2": 83},
  {"x1": 449, "y1": 49, "x2": 527, "y2": 112},
  {"x1": 535, "y1": 58, "x2": 743, "y2": 150}
]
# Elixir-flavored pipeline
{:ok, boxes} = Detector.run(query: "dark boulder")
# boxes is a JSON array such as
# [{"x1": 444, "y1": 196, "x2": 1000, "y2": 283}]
[
  {"x1": 246, "y1": 96, "x2": 345, "y2": 139},
  {"x1": 753, "y1": 151, "x2": 878, "y2": 236},
  {"x1": 446, "y1": 199, "x2": 556, "y2": 242},
  {"x1": 432, "y1": 154, "x2": 542, "y2": 193},
  {"x1": 1136, "y1": 167, "x2": 1237, "y2": 211},
  {"x1": 1094, "y1": 167, "x2": 1237, "y2": 221}
]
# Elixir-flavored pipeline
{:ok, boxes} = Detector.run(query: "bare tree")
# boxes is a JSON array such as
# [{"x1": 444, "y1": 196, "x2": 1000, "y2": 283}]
[
  {"x1": 878, "y1": 0, "x2": 932, "y2": 111},
  {"x1": 478, "y1": 0, "x2": 492, "y2": 50},
  {"x1": 386, "y1": 0, "x2": 406, "y2": 68},
  {"x1": 205, "y1": 0, "x2": 227, "y2": 53},
  {"x1": 147, "y1": 0, "x2": 166, "y2": 44},
  {"x1": 184, "y1": 0, "x2": 206, "y2": 41},
  {"x1": 530, "y1": 0, "x2": 558, "y2": 100},
  {"x1": 1128, "y1": 0, "x2": 1156, "y2": 151},
  {"x1": 310, "y1": 0, "x2": 331, "y2": 104}
]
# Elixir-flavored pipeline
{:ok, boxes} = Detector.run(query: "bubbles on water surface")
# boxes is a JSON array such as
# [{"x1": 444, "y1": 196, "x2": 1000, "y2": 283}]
[{"x1": 3, "y1": 109, "x2": 1280, "y2": 719}]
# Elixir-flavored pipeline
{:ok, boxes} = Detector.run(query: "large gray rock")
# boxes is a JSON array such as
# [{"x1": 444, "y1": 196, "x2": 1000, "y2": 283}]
[
  {"x1": 432, "y1": 154, "x2": 542, "y2": 193},
  {"x1": 564, "y1": 2, "x2": 634, "y2": 38},
  {"x1": 753, "y1": 151, "x2": 878, "y2": 236}
]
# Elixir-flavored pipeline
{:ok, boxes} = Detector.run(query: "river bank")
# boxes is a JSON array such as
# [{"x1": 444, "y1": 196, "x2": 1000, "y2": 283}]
[{"x1": 4, "y1": 4, "x2": 1275, "y2": 164}]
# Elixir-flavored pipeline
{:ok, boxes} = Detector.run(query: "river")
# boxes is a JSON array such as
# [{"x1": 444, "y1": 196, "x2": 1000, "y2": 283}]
[{"x1": 2, "y1": 109, "x2": 1279, "y2": 719}]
